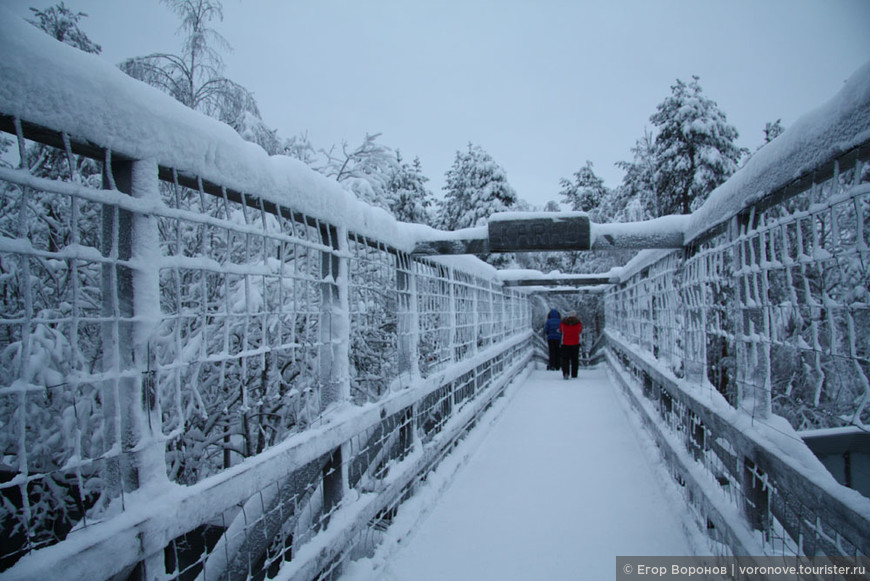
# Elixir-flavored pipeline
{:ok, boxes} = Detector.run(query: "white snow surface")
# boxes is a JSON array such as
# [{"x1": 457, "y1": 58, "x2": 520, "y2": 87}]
[{"x1": 343, "y1": 367, "x2": 705, "y2": 581}]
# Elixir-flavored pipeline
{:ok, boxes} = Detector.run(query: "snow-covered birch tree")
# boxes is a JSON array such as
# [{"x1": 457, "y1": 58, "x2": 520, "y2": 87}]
[
  {"x1": 316, "y1": 133, "x2": 399, "y2": 212},
  {"x1": 119, "y1": 0, "x2": 282, "y2": 154}
]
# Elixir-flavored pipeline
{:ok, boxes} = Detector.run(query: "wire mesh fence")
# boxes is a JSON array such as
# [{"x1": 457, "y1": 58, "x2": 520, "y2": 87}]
[
  {"x1": 604, "y1": 142, "x2": 870, "y2": 558},
  {"x1": 607, "y1": 145, "x2": 870, "y2": 428},
  {"x1": 0, "y1": 117, "x2": 532, "y2": 580}
]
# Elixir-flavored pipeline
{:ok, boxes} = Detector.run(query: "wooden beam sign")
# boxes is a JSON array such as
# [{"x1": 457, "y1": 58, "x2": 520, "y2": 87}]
[
  {"x1": 488, "y1": 215, "x2": 591, "y2": 252},
  {"x1": 502, "y1": 276, "x2": 612, "y2": 287}
]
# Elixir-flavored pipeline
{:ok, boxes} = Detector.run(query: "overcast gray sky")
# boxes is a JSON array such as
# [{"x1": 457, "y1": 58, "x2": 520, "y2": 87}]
[{"x1": 5, "y1": 0, "x2": 870, "y2": 207}]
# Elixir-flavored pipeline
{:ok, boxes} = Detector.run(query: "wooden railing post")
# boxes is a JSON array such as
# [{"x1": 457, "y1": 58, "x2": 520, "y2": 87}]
[
  {"x1": 101, "y1": 157, "x2": 167, "y2": 500},
  {"x1": 743, "y1": 458, "x2": 770, "y2": 534},
  {"x1": 396, "y1": 252, "x2": 419, "y2": 380},
  {"x1": 102, "y1": 157, "x2": 167, "y2": 580},
  {"x1": 319, "y1": 223, "x2": 350, "y2": 412},
  {"x1": 732, "y1": 213, "x2": 772, "y2": 420}
]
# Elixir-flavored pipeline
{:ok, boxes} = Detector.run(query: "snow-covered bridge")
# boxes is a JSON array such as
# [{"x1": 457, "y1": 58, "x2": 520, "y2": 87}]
[
  {"x1": 340, "y1": 367, "x2": 702, "y2": 581},
  {"x1": 1, "y1": 12, "x2": 870, "y2": 581}
]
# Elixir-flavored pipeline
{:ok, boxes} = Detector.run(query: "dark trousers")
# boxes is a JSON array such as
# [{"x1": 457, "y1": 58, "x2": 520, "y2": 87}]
[
  {"x1": 547, "y1": 339, "x2": 561, "y2": 369},
  {"x1": 561, "y1": 344, "x2": 580, "y2": 378}
]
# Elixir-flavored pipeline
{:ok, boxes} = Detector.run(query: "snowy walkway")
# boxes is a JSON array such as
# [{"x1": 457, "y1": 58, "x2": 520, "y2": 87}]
[{"x1": 344, "y1": 366, "x2": 702, "y2": 581}]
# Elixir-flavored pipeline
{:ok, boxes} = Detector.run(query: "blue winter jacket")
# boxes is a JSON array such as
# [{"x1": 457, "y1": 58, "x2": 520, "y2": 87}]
[{"x1": 544, "y1": 309, "x2": 562, "y2": 341}]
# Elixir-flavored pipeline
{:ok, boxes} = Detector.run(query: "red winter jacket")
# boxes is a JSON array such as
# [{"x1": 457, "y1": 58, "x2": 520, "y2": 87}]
[{"x1": 559, "y1": 316, "x2": 582, "y2": 346}]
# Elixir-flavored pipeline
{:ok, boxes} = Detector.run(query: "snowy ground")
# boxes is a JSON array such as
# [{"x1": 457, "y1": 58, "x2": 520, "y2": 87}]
[{"x1": 342, "y1": 365, "x2": 708, "y2": 581}]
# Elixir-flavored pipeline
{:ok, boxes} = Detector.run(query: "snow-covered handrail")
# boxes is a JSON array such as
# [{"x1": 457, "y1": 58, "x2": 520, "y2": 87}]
[
  {"x1": 0, "y1": 7, "x2": 468, "y2": 259},
  {"x1": 684, "y1": 61, "x2": 870, "y2": 246}
]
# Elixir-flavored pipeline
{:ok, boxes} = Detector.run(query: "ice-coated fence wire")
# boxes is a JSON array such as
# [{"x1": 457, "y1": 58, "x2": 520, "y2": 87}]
[
  {"x1": 346, "y1": 233, "x2": 400, "y2": 404},
  {"x1": 414, "y1": 259, "x2": 453, "y2": 376},
  {"x1": 606, "y1": 147, "x2": 870, "y2": 558},
  {"x1": 608, "y1": 154, "x2": 870, "y2": 430},
  {"x1": 0, "y1": 112, "x2": 532, "y2": 577}
]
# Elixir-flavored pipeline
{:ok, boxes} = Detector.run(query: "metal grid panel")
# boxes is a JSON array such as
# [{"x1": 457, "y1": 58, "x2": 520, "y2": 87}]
[
  {"x1": 490, "y1": 284, "x2": 507, "y2": 345},
  {"x1": 683, "y1": 232, "x2": 738, "y2": 405},
  {"x1": 612, "y1": 344, "x2": 867, "y2": 558},
  {"x1": 154, "y1": 176, "x2": 331, "y2": 485},
  {"x1": 476, "y1": 282, "x2": 495, "y2": 350},
  {"x1": 647, "y1": 252, "x2": 685, "y2": 374},
  {"x1": 605, "y1": 147, "x2": 870, "y2": 560},
  {"x1": 346, "y1": 234, "x2": 400, "y2": 404},
  {"x1": 165, "y1": 452, "x2": 331, "y2": 581},
  {"x1": 606, "y1": 268, "x2": 655, "y2": 355},
  {"x1": 414, "y1": 259, "x2": 452, "y2": 377},
  {"x1": 418, "y1": 383, "x2": 453, "y2": 442},
  {"x1": 452, "y1": 270, "x2": 477, "y2": 361},
  {"x1": 452, "y1": 369, "x2": 477, "y2": 409},
  {"x1": 0, "y1": 134, "x2": 124, "y2": 560},
  {"x1": 736, "y1": 177, "x2": 870, "y2": 429},
  {"x1": 0, "y1": 119, "x2": 535, "y2": 577},
  {"x1": 500, "y1": 287, "x2": 530, "y2": 345},
  {"x1": 608, "y1": 153, "x2": 869, "y2": 429},
  {"x1": 0, "y1": 143, "x2": 339, "y2": 567}
]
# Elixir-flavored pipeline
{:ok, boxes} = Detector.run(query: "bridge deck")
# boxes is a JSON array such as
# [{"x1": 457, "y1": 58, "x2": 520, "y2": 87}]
[{"x1": 343, "y1": 366, "x2": 703, "y2": 580}]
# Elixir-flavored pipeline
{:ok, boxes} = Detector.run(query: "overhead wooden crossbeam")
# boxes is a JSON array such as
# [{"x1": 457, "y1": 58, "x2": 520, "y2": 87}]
[
  {"x1": 412, "y1": 213, "x2": 686, "y2": 255},
  {"x1": 538, "y1": 288, "x2": 608, "y2": 294},
  {"x1": 489, "y1": 215, "x2": 592, "y2": 252},
  {"x1": 501, "y1": 276, "x2": 614, "y2": 287}
]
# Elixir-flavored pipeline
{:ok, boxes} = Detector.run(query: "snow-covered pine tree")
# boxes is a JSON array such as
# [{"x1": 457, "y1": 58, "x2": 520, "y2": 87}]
[
  {"x1": 763, "y1": 119, "x2": 785, "y2": 145},
  {"x1": 438, "y1": 143, "x2": 518, "y2": 231},
  {"x1": 743, "y1": 119, "x2": 787, "y2": 168},
  {"x1": 437, "y1": 144, "x2": 519, "y2": 267},
  {"x1": 387, "y1": 152, "x2": 435, "y2": 225},
  {"x1": 542, "y1": 200, "x2": 561, "y2": 212},
  {"x1": 611, "y1": 129, "x2": 658, "y2": 221},
  {"x1": 559, "y1": 161, "x2": 608, "y2": 221},
  {"x1": 27, "y1": 3, "x2": 102, "y2": 53},
  {"x1": 649, "y1": 76, "x2": 746, "y2": 215}
]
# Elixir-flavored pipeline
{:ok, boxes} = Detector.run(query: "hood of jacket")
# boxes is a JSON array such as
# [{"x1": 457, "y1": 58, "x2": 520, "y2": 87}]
[
  {"x1": 547, "y1": 309, "x2": 561, "y2": 320},
  {"x1": 562, "y1": 315, "x2": 581, "y2": 326}
]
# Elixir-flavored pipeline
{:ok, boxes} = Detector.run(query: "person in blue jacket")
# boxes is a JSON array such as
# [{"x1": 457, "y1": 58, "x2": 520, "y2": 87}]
[{"x1": 543, "y1": 309, "x2": 562, "y2": 370}]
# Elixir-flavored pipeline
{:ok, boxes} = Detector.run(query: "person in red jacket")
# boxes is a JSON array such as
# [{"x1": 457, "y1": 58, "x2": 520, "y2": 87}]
[{"x1": 558, "y1": 311, "x2": 583, "y2": 379}]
